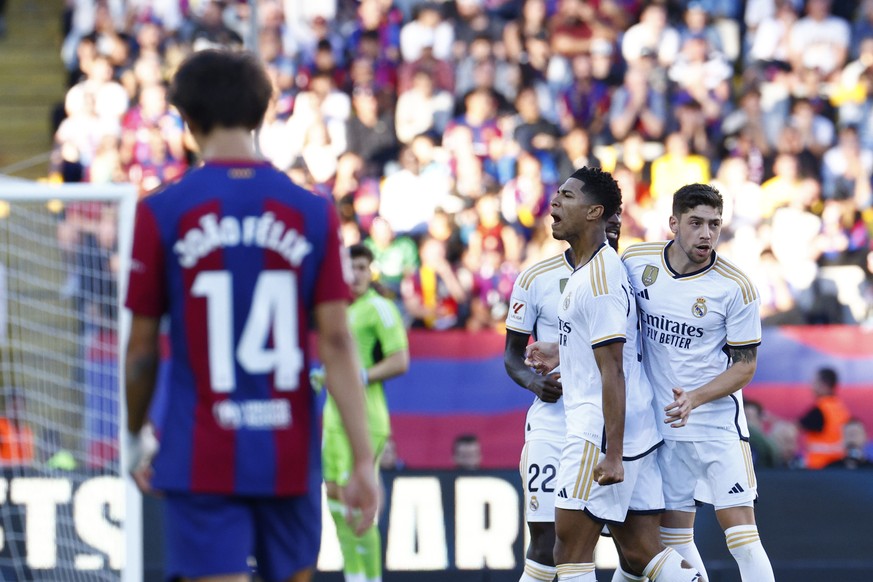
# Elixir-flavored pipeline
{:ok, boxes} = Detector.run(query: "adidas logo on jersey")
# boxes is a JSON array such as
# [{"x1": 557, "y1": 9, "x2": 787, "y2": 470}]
[
  {"x1": 557, "y1": 488, "x2": 568, "y2": 499},
  {"x1": 637, "y1": 288, "x2": 650, "y2": 300},
  {"x1": 728, "y1": 483, "x2": 745, "y2": 494}
]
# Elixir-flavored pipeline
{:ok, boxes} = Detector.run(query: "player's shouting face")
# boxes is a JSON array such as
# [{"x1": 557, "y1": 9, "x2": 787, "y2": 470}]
[{"x1": 669, "y1": 204, "x2": 722, "y2": 266}]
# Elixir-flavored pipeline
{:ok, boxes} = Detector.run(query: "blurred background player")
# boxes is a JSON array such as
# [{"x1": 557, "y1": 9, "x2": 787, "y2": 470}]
[
  {"x1": 321, "y1": 243, "x2": 409, "y2": 582},
  {"x1": 622, "y1": 183, "x2": 774, "y2": 582},
  {"x1": 504, "y1": 209, "x2": 622, "y2": 582},
  {"x1": 124, "y1": 49, "x2": 377, "y2": 582}
]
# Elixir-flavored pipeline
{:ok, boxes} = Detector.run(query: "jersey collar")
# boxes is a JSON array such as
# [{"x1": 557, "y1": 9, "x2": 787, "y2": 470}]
[
  {"x1": 572, "y1": 240, "x2": 608, "y2": 273},
  {"x1": 663, "y1": 240, "x2": 717, "y2": 279}
]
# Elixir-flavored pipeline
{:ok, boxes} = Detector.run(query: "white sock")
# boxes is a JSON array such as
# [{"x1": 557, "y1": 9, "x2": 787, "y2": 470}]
[
  {"x1": 643, "y1": 547, "x2": 701, "y2": 581},
  {"x1": 725, "y1": 525, "x2": 774, "y2": 582},
  {"x1": 344, "y1": 575, "x2": 366, "y2": 582},
  {"x1": 660, "y1": 527, "x2": 708, "y2": 581},
  {"x1": 521, "y1": 558, "x2": 558, "y2": 581},
  {"x1": 611, "y1": 565, "x2": 646, "y2": 581},
  {"x1": 556, "y1": 562, "x2": 596, "y2": 581}
]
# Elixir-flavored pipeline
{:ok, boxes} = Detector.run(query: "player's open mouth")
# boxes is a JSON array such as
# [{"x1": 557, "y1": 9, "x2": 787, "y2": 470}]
[
  {"x1": 695, "y1": 245, "x2": 710, "y2": 255},
  {"x1": 606, "y1": 228, "x2": 619, "y2": 238},
  {"x1": 551, "y1": 214, "x2": 562, "y2": 224}
]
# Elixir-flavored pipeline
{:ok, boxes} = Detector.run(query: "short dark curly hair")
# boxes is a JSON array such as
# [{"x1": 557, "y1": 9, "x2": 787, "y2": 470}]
[{"x1": 569, "y1": 166, "x2": 622, "y2": 219}]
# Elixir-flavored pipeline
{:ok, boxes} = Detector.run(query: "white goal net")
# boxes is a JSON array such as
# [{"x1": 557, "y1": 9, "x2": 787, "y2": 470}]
[{"x1": 0, "y1": 181, "x2": 137, "y2": 581}]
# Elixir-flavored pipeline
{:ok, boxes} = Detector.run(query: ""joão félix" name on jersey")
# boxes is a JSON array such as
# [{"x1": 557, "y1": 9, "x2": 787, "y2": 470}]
[
  {"x1": 174, "y1": 212, "x2": 313, "y2": 268},
  {"x1": 639, "y1": 309, "x2": 704, "y2": 349}
]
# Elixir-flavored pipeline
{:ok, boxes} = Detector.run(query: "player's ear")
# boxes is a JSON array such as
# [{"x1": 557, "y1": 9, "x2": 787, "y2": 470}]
[
  {"x1": 588, "y1": 204, "x2": 604, "y2": 220},
  {"x1": 668, "y1": 215, "x2": 679, "y2": 234}
]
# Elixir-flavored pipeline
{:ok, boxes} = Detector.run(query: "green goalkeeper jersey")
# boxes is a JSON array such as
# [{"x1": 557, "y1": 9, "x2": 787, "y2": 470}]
[{"x1": 322, "y1": 288, "x2": 408, "y2": 438}]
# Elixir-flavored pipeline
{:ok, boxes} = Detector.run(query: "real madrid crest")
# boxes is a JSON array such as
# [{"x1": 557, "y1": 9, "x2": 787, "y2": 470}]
[
  {"x1": 692, "y1": 297, "x2": 707, "y2": 318},
  {"x1": 530, "y1": 495, "x2": 539, "y2": 511},
  {"x1": 642, "y1": 265, "x2": 659, "y2": 287},
  {"x1": 563, "y1": 292, "x2": 571, "y2": 310}
]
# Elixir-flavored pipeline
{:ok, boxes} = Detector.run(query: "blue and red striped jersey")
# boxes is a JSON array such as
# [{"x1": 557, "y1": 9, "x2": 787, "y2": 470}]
[{"x1": 126, "y1": 160, "x2": 351, "y2": 496}]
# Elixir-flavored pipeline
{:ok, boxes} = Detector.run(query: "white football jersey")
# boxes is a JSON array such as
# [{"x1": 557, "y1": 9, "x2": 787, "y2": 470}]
[
  {"x1": 557, "y1": 243, "x2": 661, "y2": 458},
  {"x1": 506, "y1": 250, "x2": 572, "y2": 443},
  {"x1": 622, "y1": 241, "x2": 762, "y2": 441}
]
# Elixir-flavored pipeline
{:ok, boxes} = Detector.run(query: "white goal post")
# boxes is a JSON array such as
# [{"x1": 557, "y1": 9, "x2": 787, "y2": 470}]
[{"x1": 0, "y1": 181, "x2": 139, "y2": 582}]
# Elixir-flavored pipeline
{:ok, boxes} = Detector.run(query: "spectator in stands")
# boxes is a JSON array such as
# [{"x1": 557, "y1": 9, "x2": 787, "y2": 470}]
[
  {"x1": 399, "y1": 2, "x2": 453, "y2": 63},
  {"x1": 649, "y1": 132, "x2": 711, "y2": 215},
  {"x1": 788, "y1": 97, "x2": 835, "y2": 158},
  {"x1": 821, "y1": 124, "x2": 873, "y2": 207},
  {"x1": 770, "y1": 420, "x2": 805, "y2": 469},
  {"x1": 744, "y1": 400, "x2": 779, "y2": 468},
  {"x1": 608, "y1": 62, "x2": 667, "y2": 142},
  {"x1": 621, "y1": 3, "x2": 680, "y2": 68},
  {"x1": 189, "y1": 0, "x2": 243, "y2": 50},
  {"x1": 788, "y1": 0, "x2": 850, "y2": 81},
  {"x1": 557, "y1": 53, "x2": 612, "y2": 139},
  {"x1": 394, "y1": 69, "x2": 453, "y2": 144},
  {"x1": 452, "y1": 433, "x2": 482, "y2": 470},
  {"x1": 379, "y1": 437, "x2": 405, "y2": 471},
  {"x1": 345, "y1": 84, "x2": 400, "y2": 175},
  {"x1": 401, "y1": 235, "x2": 468, "y2": 330},
  {"x1": 826, "y1": 418, "x2": 873, "y2": 469},
  {"x1": 799, "y1": 367, "x2": 852, "y2": 469},
  {"x1": 668, "y1": 35, "x2": 733, "y2": 132},
  {"x1": 364, "y1": 216, "x2": 420, "y2": 298}
]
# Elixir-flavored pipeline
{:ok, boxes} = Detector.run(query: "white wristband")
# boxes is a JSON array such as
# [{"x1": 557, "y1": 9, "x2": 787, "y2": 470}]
[
  {"x1": 360, "y1": 368, "x2": 369, "y2": 387},
  {"x1": 125, "y1": 424, "x2": 159, "y2": 475}
]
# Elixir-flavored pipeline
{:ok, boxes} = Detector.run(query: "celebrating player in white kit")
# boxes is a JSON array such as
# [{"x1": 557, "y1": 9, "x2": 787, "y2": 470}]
[
  {"x1": 525, "y1": 167, "x2": 700, "y2": 582},
  {"x1": 504, "y1": 214, "x2": 622, "y2": 582},
  {"x1": 622, "y1": 183, "x2": 774, "y2": 582}
]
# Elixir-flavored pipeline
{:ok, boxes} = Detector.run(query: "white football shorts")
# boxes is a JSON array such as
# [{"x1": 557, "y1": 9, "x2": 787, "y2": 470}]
[
  {"x1": 659, "y1": 439, "x2": 758, "y2": 510},
  {"x1": 520, "y1": 439, "x2": 562, "y2": 522},
  {"x1": 554, "y1": 436, "x2": 664, "y2": 523}
]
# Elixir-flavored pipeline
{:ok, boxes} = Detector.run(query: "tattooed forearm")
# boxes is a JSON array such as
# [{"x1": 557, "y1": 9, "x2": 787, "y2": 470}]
[{"x1": 730, "y1": 346, "x2": 757, "y2": 365}]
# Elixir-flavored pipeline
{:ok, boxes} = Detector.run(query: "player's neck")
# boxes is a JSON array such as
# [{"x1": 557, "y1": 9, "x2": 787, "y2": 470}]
[
  {"x1": 195, "y1": 127, "x2": 260, "y2": 162},
  {"x1": 666, "y1": 240, "x2": 712, "y2": 275},
  {"x1": 570, "y1": 227, "x2": 606, "y2": 266}
]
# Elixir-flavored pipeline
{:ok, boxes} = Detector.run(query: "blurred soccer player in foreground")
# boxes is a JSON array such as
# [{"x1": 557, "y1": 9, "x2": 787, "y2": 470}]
[{"x1": 124, "y1": 49, "x2": 377, "y2": 582}]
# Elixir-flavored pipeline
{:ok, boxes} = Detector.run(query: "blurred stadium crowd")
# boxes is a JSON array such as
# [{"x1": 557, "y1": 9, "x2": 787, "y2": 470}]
[{"x1": 52, "y1": 0, "x2": 873, "y2": 331}]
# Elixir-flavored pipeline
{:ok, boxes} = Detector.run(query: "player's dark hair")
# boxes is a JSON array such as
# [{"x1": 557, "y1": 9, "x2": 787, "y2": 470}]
[
  {"x1": 672, "y1": 183, "x2": 723, "y2": 217},
  {"x1": 817, "y1": 367, "x2": 838, "y2": 391},
  {"x1": 349, "y1": 243, "x2": 374, "y2": 264},
  {"x1": 169, "y1": 49, "x2": 272, "y2": 135},
  {"x1": 569, "y1": 166, "x2": 622, "y2": 219}
]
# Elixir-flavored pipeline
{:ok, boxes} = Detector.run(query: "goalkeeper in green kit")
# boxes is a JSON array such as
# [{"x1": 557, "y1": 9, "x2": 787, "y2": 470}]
[{"x1": 315, "y1": 243, "x2": 410, "y2": 582}]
